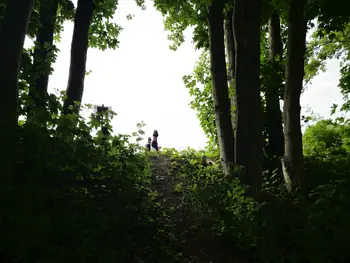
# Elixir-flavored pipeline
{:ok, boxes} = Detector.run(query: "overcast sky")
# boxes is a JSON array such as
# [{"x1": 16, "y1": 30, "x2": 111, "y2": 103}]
[{"x1": 26, "y1": 0, "x2": 345, "y2": 150}]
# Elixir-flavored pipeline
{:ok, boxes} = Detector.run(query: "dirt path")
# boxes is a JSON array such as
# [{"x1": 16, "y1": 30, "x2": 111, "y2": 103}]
[
  {"x1": 149, "y1": 154, "x2": 183, "y2": 209},
  {"x1": 148, "y1": 154, "x2": 249, "y2": 263}
]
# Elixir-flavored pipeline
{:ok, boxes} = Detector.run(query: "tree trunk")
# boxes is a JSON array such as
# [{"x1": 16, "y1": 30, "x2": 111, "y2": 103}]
[
  {"x1": 283, "y1": 0, "x2": 307, "y2": 192},
  {"x1": 207, "y1": 0, "x2": 235, "y2": 175},
  {"x1": 224, "y1": 8, "x2": 236, "y2": 134},
  {"x1": 0, "y1": 0, "x2": 34, "y2": 179},
  {"x1": 233, "y1": 2, "x2": 247, "y2": 167},
  {"x1": 233, "y1": 0, "x2": 262, "y2": 195},
  {"x1": 63, "y1": 0, "x2": 94, "y2": 114},
  {"x1": 265, "y1": 11, "x2": 284, "y2": 169},
  {"x1": 31, "y1": 0, "x2": 59, "y2": 104}
]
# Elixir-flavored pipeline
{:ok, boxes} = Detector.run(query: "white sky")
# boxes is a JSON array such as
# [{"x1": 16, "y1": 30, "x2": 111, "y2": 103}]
[{"x1": 28, "y1": 0, "x2": 345, "y2": 150}]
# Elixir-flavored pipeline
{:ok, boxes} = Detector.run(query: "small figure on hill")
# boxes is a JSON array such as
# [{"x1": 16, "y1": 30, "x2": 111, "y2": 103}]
[
  {"x1": 151, "y1": 130, "x2": 159, "y2": 151},
  {"x1": 146, "y1": 137, "x2": 151, "y2": 151}
]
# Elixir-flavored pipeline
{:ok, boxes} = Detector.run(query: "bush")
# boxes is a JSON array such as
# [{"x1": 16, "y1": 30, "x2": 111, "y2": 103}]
[
  {"x1": 303, "y1": 119, "x2": 350, "y2": 187},
  {"x1": 163, "y1": 147, "x2": 350, "y2": 263},
  {"x1": 303, "y1": 119, "x2": 350, "y2": 158},
  {"x1": 0, "y1": 93, "x2": 188, "y2": 263},
  {"x1": 2, "y1": 93, "x2": 350, "y2": 263}
]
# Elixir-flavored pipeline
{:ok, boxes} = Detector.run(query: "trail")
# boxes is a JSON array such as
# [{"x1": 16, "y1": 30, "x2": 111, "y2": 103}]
[
  {"x1": 149, "y1": 154, "x2": 201, "y2": 261},
  {"x1": 149, "y1": 154, "x2": 220, "y2": 263},
  {"x1": 149, "y1": 154, "x2": 183, "y2": 209},
  {"x1": 148, "y1": 154, "x2": 251, "y2": 263}
]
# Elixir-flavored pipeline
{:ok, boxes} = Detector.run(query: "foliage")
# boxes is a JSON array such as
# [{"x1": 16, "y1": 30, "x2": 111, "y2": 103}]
[
  {"x1": 0, "y1": 91, "x2": 189, "y2": 263},
  {"x1": 302, "y1": 118, "x2": 350, "y2": 189},
  {"x1": 55, "y1": 0, "x2": 75, "y2": 38},
  {"x1": 3, "y1": 0, "x2": 350, "y2": 262},
  {"x1": 89, "y1": 0, "x2": 122, "y2": 50},
  {"x1": 303, "y1": 119, "x2": 350, "y2": 158},
  {"x1": 183, "y1": 51, "x2": 218, "y2": 151},
  {"x1": 153, "y1": 0, "x2": 208, "y2": 50},
  {"x1": 316, "y1": 0, "x2": 350, "y2": 35},
  {"x1": 161, "y1": 147, "x2": 350, "y2": 263},
  {"x1": 26, "y1": 0, "x2": 75, "y2": 41},
  {"x1": 307, "y1": 23, "x2": 350, "y2": 111}
]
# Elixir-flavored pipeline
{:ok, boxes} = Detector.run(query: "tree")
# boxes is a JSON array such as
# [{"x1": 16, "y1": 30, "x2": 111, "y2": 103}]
[
  {"x1": 0, "y1": 0, "x2": 35, "y2": 179},
  {"x1": 63, "y1": 0, "x2": 122, "y2": 114},
  {"x1": 265, "y1": 9, "x2": 284, "y2": 168},
  {"x1": 224, "y1": 8, "x2": 237, "y2": 133},
  {"x1": 31, "y1": 0, "x2": 59, "y2": 103},
  {"x1": 154, "y1": 0, "x2": 235, "y2": 173},
  {"x1": 282, "y1": 0, "x2": 307, "y2": 192},
  {"x1": 156, "y1": 0, "x2": 265, "y2": 187},
  {"x1": 233, "y1": 0, "x2": 262, "y2": 194},
  {"x1": 30, "y1": 0, "x2": 74, "y2": 107},
  {"x1": 63, "y1": 0, "x2": 94, "y2": 114},
  {"x1": 207, "y1": 0, "x2": 235, "y2": 174}
]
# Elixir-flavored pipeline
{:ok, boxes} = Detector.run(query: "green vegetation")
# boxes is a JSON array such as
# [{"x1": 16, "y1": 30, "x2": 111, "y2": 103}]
[{"x1": 1, "y1": 0, "x2": 350, "y2": 262}]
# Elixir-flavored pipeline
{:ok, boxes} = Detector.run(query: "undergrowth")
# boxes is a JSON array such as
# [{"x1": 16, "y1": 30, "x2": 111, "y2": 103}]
[{"x1": 0, "y1": 91, "x2": 350, "y2": 262}]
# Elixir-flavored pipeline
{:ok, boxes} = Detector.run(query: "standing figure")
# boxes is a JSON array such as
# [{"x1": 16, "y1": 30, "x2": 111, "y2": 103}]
[
  {"x1": 146, "y1": 137, "x2": 151, "y2": 151},
  {"x1": 151, "y1": 130, "x2": 159, "y2": 151}
]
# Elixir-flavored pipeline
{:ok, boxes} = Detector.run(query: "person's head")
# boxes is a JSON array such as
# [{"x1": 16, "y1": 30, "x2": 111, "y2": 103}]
[
  {"x1": 148, "y1": 137, "x2": 151, "y2": 143},
  {"x1": 153, "y1": 130, "x2": 159, "y2": 137}
]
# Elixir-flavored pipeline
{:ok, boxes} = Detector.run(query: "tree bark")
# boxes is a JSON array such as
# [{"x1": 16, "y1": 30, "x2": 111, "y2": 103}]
[
  {"x1": 207, "y1": 0, "x2": 235, "y2": 175},
  {"x1": 233, "y1": 0, "x2": 262, "y2": 195},
  {"x1": 224, "y1": 8, "x2": 237, "y2": 135},
  {"x1": 266, "y1": 11, "x2": 284, "y2": 167},
  {"x1": 283, "y1": 0, "x2": 307, "y2": 192},
  {"x1": 31, "y1": 0, "x2": 59, "y2": 104},
  {"x1": 0, "y1": 0, "x2": 35, "y2": 179},
  {"x1": 63, "y1": 0, "x2": 94, "y2": 114}
]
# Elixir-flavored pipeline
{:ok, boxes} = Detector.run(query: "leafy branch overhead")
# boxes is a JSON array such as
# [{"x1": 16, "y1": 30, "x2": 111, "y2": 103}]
[
  {"x1": 154, "y1": 0, "x2": 208, "y2": 50},
  {"x1": 89, "y1": 0, "x2": 122, "y2": 50},
  {"x1": 307, "y1": 23, "x2": 350, "y2": 111}
]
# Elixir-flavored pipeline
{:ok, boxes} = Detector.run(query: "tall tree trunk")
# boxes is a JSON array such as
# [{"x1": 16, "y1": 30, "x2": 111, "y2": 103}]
[
  {"x1": 31, "y1": 0, "x2": 59, "y2": 105},
  {"x1": 224, "y1": 8, "x2": 236, "y2": 135},
  {"x1": 233, "y1": 0, "x2": 262, "y2": 195},
  {"x1": 266, "y1": 11, "x2": 284, "y2": 169},
  {"x1": 0, "y1": 0, "x2": 34, "y2": 179},
  {"x1": 63, "y1": 0, "x2": 94, "y2": 114},
  {"x1": 283, "y1": 0, "x2": 307, "y2": 192},
  {"x1": 207, "y1": 0, "x2": 235, "y2": 175}
]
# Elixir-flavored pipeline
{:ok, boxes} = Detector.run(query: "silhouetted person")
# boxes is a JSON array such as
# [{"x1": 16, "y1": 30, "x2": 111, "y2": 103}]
[
  {"x1": 151, "y1": 130, "x2": 159, "y2": 151},
  {"x1": 146, "y1": 137, "x2": 151, "y2": 151}
]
